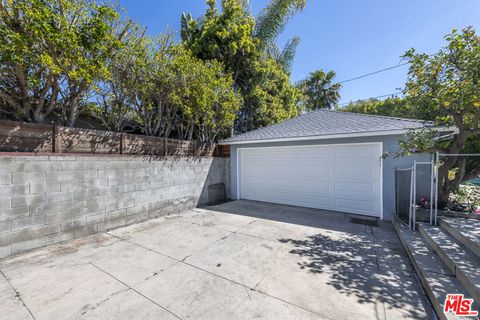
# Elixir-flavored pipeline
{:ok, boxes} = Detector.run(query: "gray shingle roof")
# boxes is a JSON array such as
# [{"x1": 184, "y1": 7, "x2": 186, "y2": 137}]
[{"x1": 220, "y1": 110, "x2": 433, "y2": 144}]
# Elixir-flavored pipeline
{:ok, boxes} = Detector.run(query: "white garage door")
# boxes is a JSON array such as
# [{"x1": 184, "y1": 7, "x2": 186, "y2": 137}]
[{"x1": 239, "y1": 143, "x2": 383, "y2": 217}]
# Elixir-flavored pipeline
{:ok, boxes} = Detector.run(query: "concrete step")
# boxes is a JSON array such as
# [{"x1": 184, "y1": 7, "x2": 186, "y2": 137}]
[
  {"x1": 440, "y1": 218, "x2": 480, "y2": 259},
  {"x1": 419, "y1": 223, "x2": 480, "y2": 304},
  {"x1": 393, "y1": 218, "x2": 478, "y2": 320}
]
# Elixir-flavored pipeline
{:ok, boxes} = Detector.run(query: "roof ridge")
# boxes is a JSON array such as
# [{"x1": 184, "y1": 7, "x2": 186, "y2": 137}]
[{"x1": 318, "y1": 109, "x2": 430, "y2": 123}]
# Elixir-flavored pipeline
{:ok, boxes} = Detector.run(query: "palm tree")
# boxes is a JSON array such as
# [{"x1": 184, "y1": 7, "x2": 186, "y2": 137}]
[
  {"x1": 254, "y1": 0, "x2": 306, "y2": 71},
  {"x1": 298, "y1": 70, "x2": 342, "y2": 110}
]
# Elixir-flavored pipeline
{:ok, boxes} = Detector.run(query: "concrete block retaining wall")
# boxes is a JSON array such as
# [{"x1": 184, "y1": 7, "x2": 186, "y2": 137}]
[{"x1": 0, "y1": 155, "x2": 230, "y2": 258}]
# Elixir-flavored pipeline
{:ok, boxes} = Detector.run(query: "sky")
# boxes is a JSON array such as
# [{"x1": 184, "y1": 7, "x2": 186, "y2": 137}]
[{"x1": 118, "y1": 0, "x2": 480, "y2": 105}]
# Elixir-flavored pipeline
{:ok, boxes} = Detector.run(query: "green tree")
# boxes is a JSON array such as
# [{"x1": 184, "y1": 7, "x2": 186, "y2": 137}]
[
  {"x1": 400, "y1": 27, "x2": 480, "y2": 205},
  {"x1": 128, "y1": 35, "x2": 186, "y2": 137},
  {"x1": 87, "y1": 24, "x2": 145, "y2": 132},
  {"x1": 343, "y1": 28, "x2": 480, "y2": 206},
  {"x1": 254, "y1": 0, "x2": 305, "y2": 70},
  {"x1": 0, "y1": 0, "x2": 129, "y2": 126},
  {"x1": 340, "y1": 97, "x2": 413, "y2": 118},
  {"x1": 298, "y1": 70, "x2": 342, "y2": 110},
  {"x1": 181, "y1": 0, "x2": 305, "y2": 72},
  {"x1": 94, "y1": 32, "x2": 240, "y2": 141},
  {"x1": 241, "y1": 58, "x2": 300, "y2": 131},
  {"x1": 181, "y1": 0, "x2": 301, "y2": 133},
  {"x1": 173, "y1": 53, "x2": 241, "y2": 142}
]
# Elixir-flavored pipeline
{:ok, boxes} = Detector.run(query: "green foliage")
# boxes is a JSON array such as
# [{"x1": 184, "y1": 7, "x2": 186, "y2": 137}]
[
  {"x1": 254, "y1": 0, "x2": 305, "y2": 47},
  {"x1": 172, "y1": 50, "x2": 241, "y2": 142},
  {"x1": 450, "y1": 184, "x2": 480, "y2": 211},
  {"x1": 340, "y1": 97, "x2": 413, "y2": 118},
  {"x1": 87, "y1": 25, "x2": 147, "y2": 132},
  {"x1": 265, "y1": 36, "x2": 300, "y2": 72},
  {"x1": 182, "y1": 0, "x2": 258, "y2": 81},
  {"x1": 88, "y1": 32, "x2": 240, "y2": 142},
  {"x1": 0, "y1": 0, "x2": 128, "y2": 125},
  {"x1": 403, "y1": 27, "x2": 480, "y2": 129},
  {"x1": 242, "y1": 58, "x2": 299, "y2": 131},
  {"x1": 181, "y1": 0, "x2": 301, "y2": 133},
  {"x1": 343, "y1": 27, "x2": 480, "y2": 205},
  {"x1": 298, "y1": 70, "x2": 341, "y2": 110},
  {"x1": 0, "y1": 1, "x2": 240, "y2": 142},
  {"x1": 401, "y1": 27, "x2": 480, "y2": 204},
  {"x1": 254, "y1": 0, "x2": 305, "y2": 69}
]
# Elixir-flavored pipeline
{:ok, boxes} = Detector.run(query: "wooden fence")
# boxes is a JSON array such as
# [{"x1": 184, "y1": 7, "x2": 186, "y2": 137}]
[{"x1": 0, "y1": 120, "x2": 230, "y2": 157}]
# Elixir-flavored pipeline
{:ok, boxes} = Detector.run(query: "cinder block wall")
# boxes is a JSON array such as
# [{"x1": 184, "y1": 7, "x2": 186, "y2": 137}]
[{"x1": 0, "y1": 155, "x2": 230, "y2": 258}]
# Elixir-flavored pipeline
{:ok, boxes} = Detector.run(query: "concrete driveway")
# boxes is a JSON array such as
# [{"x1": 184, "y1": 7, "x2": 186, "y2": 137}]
[{"x1": 1, "y1": 200, "x2": 431, "y2": 320}]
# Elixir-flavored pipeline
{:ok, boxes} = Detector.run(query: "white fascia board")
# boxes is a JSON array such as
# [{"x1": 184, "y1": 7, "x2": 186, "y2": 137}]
[
  {"x1": 219, "y1": 129, "x2": 408, "y2": 145},
  {"x1": 218, "y1": 126, "x2": 456, "y2": 146}
]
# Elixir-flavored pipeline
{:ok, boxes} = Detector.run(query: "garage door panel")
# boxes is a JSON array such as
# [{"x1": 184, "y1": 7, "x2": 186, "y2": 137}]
[
  {"x1": 241, "y1": 191, "x2": 267, "y2": 202},
  {"x1": 268, "y1": 157, "x2": 296, "y2": 167},
  {"x1": 335, "y1": 192, "x2": 377, "y2": 203},
  {"x1": 242, "y1": 174, "x2": 264, "y2": 184},
  {"x1": 264, "y1": 149, "x2": 294, "y2": 158},
  {"x1": 267, "y1": 191, "x2": 297, "y2": 203},
  {"x1": 239, "y1": 144, "x2": 382, "y2": 218},
  {"x1": 242, "y1": 159, "x2": 265, "y2": 172},
  {"x1": 335, "y1": 198, "x2": 375, "y2": 215},
  {"x1": 298, "y1": 179, "x2": 329, "y2": 194},
  {"x1": 266, "y1": 178, "x2": 296, "y2": 192},
  {"x1": 297, "y1": 195, "x2": 330, "y2": 208},
  {"x1": 296, "y1": 147, "x2": 329, "y2": 159},
  {"x1": 334, "y1": 145, "x2": 375, "y2": 159},
  {"x1": 335, "y1": 181, "x2": 374, "y2": 194},
  {"x1": 297, "y1": 159, "x2": 329, "y2": 174},
  {"x1": 334, "y1": 166, "x2": 376, "y2": 180}
]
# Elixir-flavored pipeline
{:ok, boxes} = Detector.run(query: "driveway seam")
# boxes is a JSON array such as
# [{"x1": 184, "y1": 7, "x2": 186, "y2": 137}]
[
  {"x1": 88, "y1": 262, "x2": 183, "y2": 320},
  {"x1": 0, "y1": 268, "x2": 36, "y2": 320},
  {"x1": 372, "y1": 244, "x2": 388, "y2": 320},
  {"x1": 107, "y1": 233, "x2": 330, "y2": 319}
]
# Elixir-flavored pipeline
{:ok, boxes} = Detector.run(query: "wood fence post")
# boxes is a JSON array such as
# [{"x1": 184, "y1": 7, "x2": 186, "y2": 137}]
[
  {"x1": 163, "y1": 137, "x2": 167, "y2": 157},
  {"x1": 119, "y1": 133, "x2": 123, "y2": 155},
  {"x1": 53, "y1": 125, "x2": 62, "y2": 153}
]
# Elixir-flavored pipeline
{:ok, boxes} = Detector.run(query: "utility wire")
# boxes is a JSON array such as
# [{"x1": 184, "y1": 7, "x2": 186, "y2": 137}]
[
  {"x1": 339, "y1": 92, "x2": 403, "y2": 106},
  {"x1": 338, "y1": 62, "x2": 409, "y2": 84},
  {"x1": 295, "y1": 0, "x2": 474, "y2": 66}
]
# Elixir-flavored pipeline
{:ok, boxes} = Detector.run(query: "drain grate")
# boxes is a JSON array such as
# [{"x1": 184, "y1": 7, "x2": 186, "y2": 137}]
[{"x1": 349, "y1": 217, "x2": 379, "y2": 227}]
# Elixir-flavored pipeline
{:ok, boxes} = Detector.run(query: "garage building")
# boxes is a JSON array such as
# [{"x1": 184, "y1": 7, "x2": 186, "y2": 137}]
[{"x1": 219, "y1": 110, "x2": 445, "y2": 220}]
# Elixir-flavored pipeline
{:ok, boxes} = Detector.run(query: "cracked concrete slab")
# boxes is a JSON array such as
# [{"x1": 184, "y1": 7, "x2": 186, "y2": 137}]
[
  {"x1": 177, "y1": 208, "x2": 258, "y2": 232},
  {"x1": 0, "y1": 200, "x2": 429, "y2": 319},
  {"x1": 133, "y1": 262, "x2": 248, "y2": 320},
  {"x1": 110, "y1": 218, "x2": 232, "y2": 261},
  {"x1": 0, "y1": 271, "x2": 33, "y2": 320},
  {"x1": 83, "y1": 239, "x2": 179, "y2": 288},
  {"x1": 233, "y1": 290, "x2": 324, "y2": 320},
  {"x1": 77, "y1": 288, "x2": 178, "y2": 320},
  {"x1": 2, "y1": 262, "x2": 127, "y2": 320},
  {"x1": 185, "y1": 232, "x2": 284, "y2": 288}
]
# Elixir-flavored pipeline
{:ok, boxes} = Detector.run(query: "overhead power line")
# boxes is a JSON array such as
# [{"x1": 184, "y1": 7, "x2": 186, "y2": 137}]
[
  {"x1": 339, "y1": 92, "x2": 403, "y2": 106},
  {"x1": 295, "y1": 0, "x2": 474, "y2": 67},
  {"x1": 338, "y1": 62, "x2": 409, "y2": 84}
]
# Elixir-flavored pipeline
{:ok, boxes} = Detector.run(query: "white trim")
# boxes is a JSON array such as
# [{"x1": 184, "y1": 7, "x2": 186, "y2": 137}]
[
  {"x1": 236, "y1": 142, "x2": 384, "y2": 219},
  {"x1": 237, "y1": 141, "x2": 382, "y2": 150},
  {"x1": 236, "y1": 148, "x2": 241, "y2": 199},
  {"x1": 380, "y1": 142, "x2": 384, "y2": 221},
  {"x1": 219, "y1": 126, "x2": 455, "y2": 145}
]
